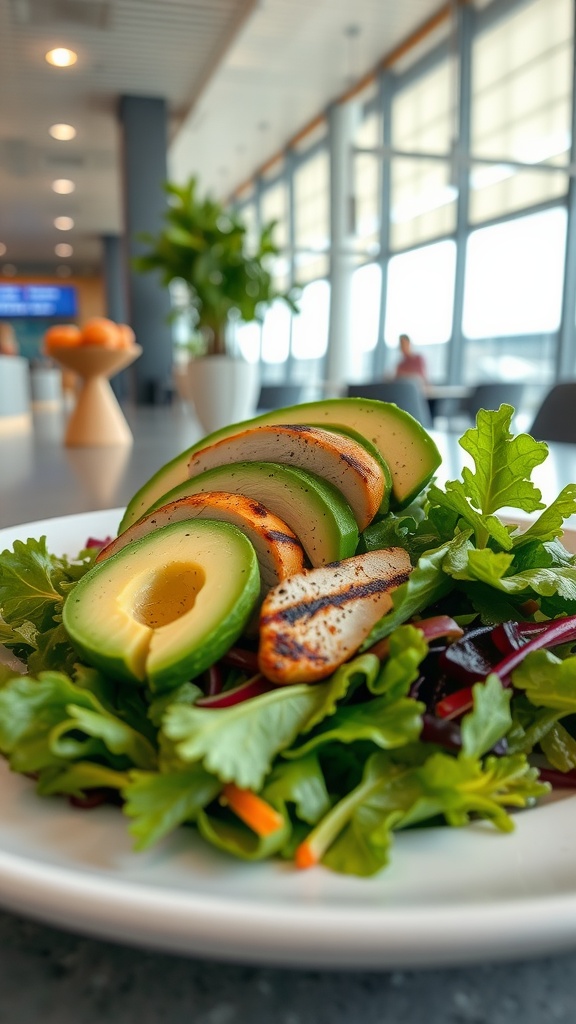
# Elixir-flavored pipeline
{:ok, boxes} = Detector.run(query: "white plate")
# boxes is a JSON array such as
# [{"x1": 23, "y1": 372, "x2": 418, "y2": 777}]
[{"x1": 1, "y1": 508, "x2": 576, "y2": 970}]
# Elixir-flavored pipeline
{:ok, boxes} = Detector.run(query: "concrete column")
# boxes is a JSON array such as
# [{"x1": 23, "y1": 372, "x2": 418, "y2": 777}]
[
  {"x1": 102, "y1": 233, "x2": 126, "y2": 324},
  {"x1": 102, "y1": 233, "x2": 128, "y2": 398},
  {"x1": 118, "y1": 96, "x2": 173, "y2": 404},
  {"x1": 325, "y1": 99, "x2": 360, "y2": 389}
]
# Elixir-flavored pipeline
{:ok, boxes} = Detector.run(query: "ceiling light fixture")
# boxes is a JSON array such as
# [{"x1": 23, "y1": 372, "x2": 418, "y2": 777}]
[
  {"x1": 49, "y1": 123, "x2": 76, "y2": 141},
  {"x1": 45, "y1": 47, "x2": 77, "y2": 68},
  {"x1": 54, "y1": 216, "x2": 74, "y2": 231},
  {"x1": 52, "y1": 179, "x2": 75, "y2": 195},
  {"x1": 55, "y1": 243, "x2": 73, "y2": 257},
  {"x1": 0, "y1": 243, "x2": 6, "y2": 256}
]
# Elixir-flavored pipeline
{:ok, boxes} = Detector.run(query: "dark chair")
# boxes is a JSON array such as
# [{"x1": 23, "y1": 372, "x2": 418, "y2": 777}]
[
  {"x1": 345, "y1": 379, "x2": 432, "y2": 428},
  {"x1": 529, "y1": 382, "x2": 576, "y2": 443},
  {"x1": 464, "y1": 382, "x2": 525, "y2": 422},
  {"x1": 256, "y1": 384, "x2": 306, "y2": 411}
]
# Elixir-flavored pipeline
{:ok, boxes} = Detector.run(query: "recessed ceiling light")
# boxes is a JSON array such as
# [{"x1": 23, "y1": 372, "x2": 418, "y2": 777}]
[
  {"x1": 56, "y1": 265, "x2": 72, "y2": 277},
  {"x1": 2, "y1": 264, "x2": 17, "y2": 277},
  {"x1": 49, "y1": 123, "x2": 76, "y2": 141},
  {"x1": 52, "y1": 179, "x2": 75, "y2": 195},
  {"x1": 45, "y1": 47, "x2": 77, "y2": 68},
  {"x1": 55, "y1": 243, "x2": 73, "y2": 257},
  {"x1": 54, "y1": 216, "x2": 74, "y2": 231},
  {"x1": 0, "y1": 243, "x2": 6, "y2": 256}
]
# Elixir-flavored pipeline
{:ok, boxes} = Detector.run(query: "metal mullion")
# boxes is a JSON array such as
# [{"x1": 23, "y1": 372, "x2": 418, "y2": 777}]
[
  {"x1": 285, "y1": 149, "x2": 297, "y2": 382},
  {"x1": 447, "y1": 1, "x2": 474, "y2": 386},
  {"x1": 556, "y1": 0, "x2": 576, "y2": 381},
  {"x1": 353, "y1": 145, "x2": 572, "y2": 176},
  {"x1": 374, "y1": 69, "x2": 393, "y2": 378}
]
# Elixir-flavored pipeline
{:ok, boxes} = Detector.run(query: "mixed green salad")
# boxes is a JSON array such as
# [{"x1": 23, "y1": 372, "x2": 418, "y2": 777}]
[{"x1": 1, "y1": 402, "x2": 576, "y2": 877}]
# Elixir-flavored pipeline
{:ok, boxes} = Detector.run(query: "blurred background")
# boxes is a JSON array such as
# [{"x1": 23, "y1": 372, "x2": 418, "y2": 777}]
[{"x1": 0, "y1": 0, "x2": 572, "y2": 427}]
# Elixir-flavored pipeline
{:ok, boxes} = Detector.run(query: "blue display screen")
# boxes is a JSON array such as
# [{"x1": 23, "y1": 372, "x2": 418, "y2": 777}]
[{"x1": 0, "y1": 284, "x2": 78, "y2": 319}]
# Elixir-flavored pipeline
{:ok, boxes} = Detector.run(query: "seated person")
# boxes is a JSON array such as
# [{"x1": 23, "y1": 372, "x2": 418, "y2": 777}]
[{"x1": 395, "y1": 333, "x2": 427, "y2": 384}]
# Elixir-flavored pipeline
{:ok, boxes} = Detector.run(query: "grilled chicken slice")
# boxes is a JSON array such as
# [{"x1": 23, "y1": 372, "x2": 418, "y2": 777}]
[
  {"x1": 96, "y1": 492, "x2": 306, "y2": 596},
  {"x1": 186, "y1": 424, "x2": 385, "y2": 532},
  {"x1": 258, "y1": 547, "x2": 412, "y2": 684}
]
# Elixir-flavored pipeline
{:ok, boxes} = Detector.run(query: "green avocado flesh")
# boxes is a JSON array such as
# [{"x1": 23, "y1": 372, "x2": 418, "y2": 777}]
[
  {"x1": 63, "y1": 520, "x2": 260, "y2": 692},
  {"x1": 146, "y1": 462, "x2": 359, "y2": 567},
  {"x1": 120, "y1": 398, "x2": 441, "y2": 531}
]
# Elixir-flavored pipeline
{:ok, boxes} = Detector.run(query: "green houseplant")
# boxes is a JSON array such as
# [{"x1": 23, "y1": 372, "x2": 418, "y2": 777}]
[{"x1": 135, "y1": 177, "x2": 297, "y2": 358}]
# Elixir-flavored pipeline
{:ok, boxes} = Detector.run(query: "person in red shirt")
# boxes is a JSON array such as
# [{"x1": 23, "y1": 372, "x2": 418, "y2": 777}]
[{"x1": 395, "y1": 333, "x2": 427, "y2": 384}]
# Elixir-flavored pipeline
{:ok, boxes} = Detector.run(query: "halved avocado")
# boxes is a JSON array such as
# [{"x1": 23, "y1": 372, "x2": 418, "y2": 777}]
[
  {"x1": 120, "y1": 398, "x2": 441, "y2": 531},
  {"x1": 145, "y1": 462, "x2": 359, "y2": 567},
  {"x1": 96, "y1": 491, "x2": 306, "y2": 596},
  {"x1": 63, "y1": 519, "x2": 260, "y2": 692}
]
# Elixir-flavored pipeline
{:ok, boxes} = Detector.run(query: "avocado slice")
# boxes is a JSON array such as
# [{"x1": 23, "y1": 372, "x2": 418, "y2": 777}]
[
  {"x1": 63, "y1": 519, "x2": 260, "y2": 692},
  {"x1": 145, "y1": 462, "x2": 359, "y2": 567},
  {"x1": 120, "y1": 398, "x2": 440, "y2": 531},
  {"x1": 187, "y1": 425, "x2": 384, "y2": 532}
]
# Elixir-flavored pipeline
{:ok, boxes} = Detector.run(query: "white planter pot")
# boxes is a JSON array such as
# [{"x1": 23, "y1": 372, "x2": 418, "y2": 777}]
[{"x1": 187, "y1": 355, "x2": 260, "y2": 435}]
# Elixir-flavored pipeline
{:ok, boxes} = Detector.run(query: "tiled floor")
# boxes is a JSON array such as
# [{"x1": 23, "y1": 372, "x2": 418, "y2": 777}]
[{"x1": 0, "y1": 402, "x2": 204, "y2": 529}]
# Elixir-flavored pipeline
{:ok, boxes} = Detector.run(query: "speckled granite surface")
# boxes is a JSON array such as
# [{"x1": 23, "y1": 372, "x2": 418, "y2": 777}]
[{"x1": 1, "y1": 909, "x2": 575, "y2": 1024}]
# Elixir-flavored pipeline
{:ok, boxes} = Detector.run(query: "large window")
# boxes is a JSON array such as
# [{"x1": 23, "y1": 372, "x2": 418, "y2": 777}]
[
  {"x1": 226, "y1": 0, "x2": 576, "y2": 399},
  {"x1": 291, "y1": 279, "x2": 330, "y2": 363},
  {"x1": 470, "y1": 0, "x2": 572, "y2": 222},
  {"x1": 461, "y1": 206, "x2": 567, "y2": 385},
  {"x1": 293, "y1": 149, "x2": 330, "y2": 284},
  {"x1": 260, "y1": 179, "x2": 291, "y2": 290},
  {"x1": 384, "y1": 239, "x2": 457, "y2": 381},
  {"x1": 353, "y1": 109, "x2": 381, "y2": 257},
  {"x1": 463, "y1": 207, "x2": 567, "y2": 338},
  {"x1": 348, "y1": 263, "x2": 382, "y2": 381},
  {"x1": 390, "y1": 59, "x2": 457, "y2": 250}
]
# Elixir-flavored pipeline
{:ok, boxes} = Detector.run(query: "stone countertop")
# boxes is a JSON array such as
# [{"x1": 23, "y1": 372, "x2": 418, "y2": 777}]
[{"x1": 1, "y1": 907, "x2": 574, "y2": 1024}]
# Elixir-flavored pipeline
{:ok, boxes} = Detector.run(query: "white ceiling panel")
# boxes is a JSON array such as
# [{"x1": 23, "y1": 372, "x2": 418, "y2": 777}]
[{"x1": 0, "y1": 0, "x2": 448, "y2": 274}]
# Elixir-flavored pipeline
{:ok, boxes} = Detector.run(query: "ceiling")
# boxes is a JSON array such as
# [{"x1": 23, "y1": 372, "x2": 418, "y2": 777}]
[{"x1": 0, "y1": 0, "x2": 449, "y2": 277}]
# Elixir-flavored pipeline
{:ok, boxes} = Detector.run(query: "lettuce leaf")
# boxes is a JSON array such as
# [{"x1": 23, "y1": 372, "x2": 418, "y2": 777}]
[{"x1": 122, "y1": 766, "x2": 221, "y2": 850}]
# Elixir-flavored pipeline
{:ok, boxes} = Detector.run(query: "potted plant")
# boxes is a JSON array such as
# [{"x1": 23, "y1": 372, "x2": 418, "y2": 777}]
[{"x1": 135, "y1": 177, "x2": 298, "y2": 433}]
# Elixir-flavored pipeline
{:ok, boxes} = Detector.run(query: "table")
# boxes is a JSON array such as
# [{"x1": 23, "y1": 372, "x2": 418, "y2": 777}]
[
  {"x1": 2, "y1": 405, "x2": 576, "y2": 1023},
  {"x1": 423, "y1": 383, "x2": 473, "y2": 419}
]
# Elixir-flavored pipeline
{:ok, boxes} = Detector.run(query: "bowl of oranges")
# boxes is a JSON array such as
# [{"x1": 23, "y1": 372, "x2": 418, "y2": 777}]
[{"x1": 43, "y1": 318, "x2": 142, "y2": 446}]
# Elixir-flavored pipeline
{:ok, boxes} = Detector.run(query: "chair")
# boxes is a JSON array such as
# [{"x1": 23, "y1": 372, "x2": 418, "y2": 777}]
[
  {"x1": 464, "y1": 382, "x2": 525, "y2": 422},
  {"x1": 345, "y1": 379, "x2": 432, "y2": 428},
  {"x1": 256, "y1": 384, "x2": 306, "y2": 412},
  {"x1": 529, "y1": 382, "x2": 576, "y2": 443}
]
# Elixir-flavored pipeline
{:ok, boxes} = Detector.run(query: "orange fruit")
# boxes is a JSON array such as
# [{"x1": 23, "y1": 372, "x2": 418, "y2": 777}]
[
  {"x1": 81, "y1": 317, "x2": 121, "y2": 348},
  {"x1": 116, "y1": 323, "x2": 136, "y2": 349},
  {"x1": 43, "y1": 324, "x2": 82, "y2": 355}
]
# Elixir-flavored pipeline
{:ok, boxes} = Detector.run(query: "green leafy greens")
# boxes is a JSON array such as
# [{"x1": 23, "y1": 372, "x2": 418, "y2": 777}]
[{"x1": 1, "y1": 405, "x2": 576, "y2": 877}]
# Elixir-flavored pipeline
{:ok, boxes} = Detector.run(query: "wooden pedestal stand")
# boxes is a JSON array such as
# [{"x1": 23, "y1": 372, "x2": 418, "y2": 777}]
[{"x1": 50, "y1": 345, "x2": 142, "y2": 446}]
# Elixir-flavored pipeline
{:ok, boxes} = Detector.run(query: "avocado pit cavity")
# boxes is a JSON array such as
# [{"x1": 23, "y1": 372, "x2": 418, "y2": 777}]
[{"x1": 128, "y1": 561, "x2": 206, "y2": 629}]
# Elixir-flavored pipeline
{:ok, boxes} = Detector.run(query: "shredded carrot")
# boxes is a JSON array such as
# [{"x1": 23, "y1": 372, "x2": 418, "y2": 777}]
[
  {"x1": 294, "y1": 840, "x2": 319, "y2": 870},
  {"x1": 221, "y1": 782, "x2": 284, "y2": 837},
  {"x1": 435, "y1": 686, "x2": 474, "y2": 720}
]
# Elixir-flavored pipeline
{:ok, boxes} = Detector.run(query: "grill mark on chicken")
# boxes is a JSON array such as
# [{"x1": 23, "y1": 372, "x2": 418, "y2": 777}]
[
  {"x1": 245, "y1": 499, "x2": 270, "y2": 517},
  {"x1": 261, "y1": 570, "x2": 410, "y2": 627},
  {"x1": 339, "y1": 450, "x2": 377, "y2": 480},
  {"x1": 265, "y1": 528, "x2": 303, "y2": 546},
  {"x1": 271, "y1": 636, "x2": 330, "y2": 664}
]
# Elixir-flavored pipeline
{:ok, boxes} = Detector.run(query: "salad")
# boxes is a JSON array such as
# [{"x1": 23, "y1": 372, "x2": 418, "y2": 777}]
[{"x1": 1, "y1": 401, "x2": 576, "y2": 878}]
